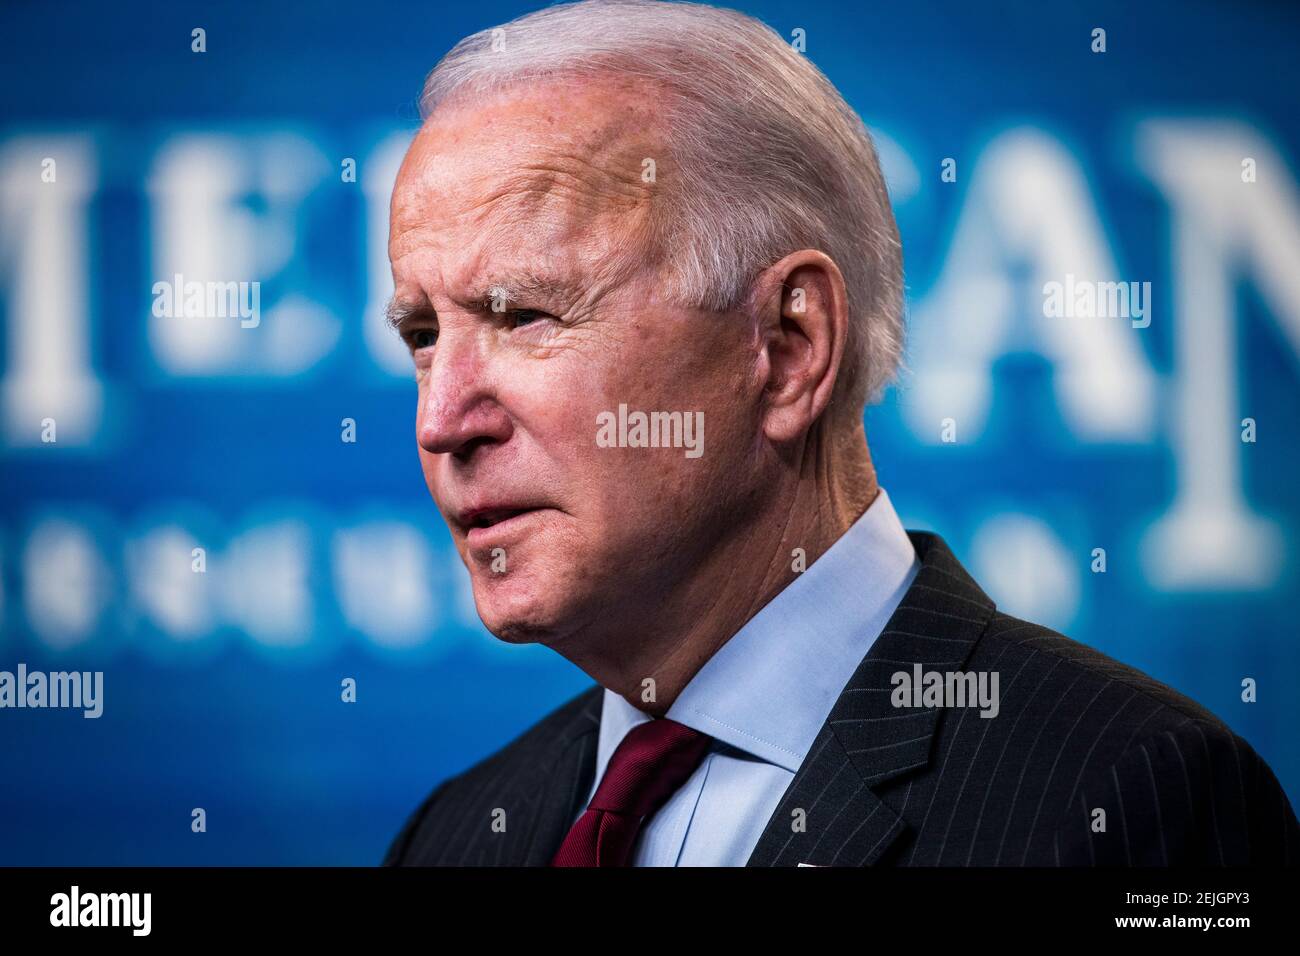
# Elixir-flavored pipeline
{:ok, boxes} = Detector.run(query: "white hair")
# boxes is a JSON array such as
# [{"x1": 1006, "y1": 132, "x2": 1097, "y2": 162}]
[{"x1": 418, "y1": 0, "x2": 905, "y2": 412}]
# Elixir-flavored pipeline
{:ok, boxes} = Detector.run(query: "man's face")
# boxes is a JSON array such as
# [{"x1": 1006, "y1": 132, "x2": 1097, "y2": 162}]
[{"x1": 388, "y1": 80, "x2": 763, "y2": 648}]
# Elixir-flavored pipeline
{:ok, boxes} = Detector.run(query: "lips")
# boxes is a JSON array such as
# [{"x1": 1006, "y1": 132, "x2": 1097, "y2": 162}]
[
  {"x1": 462, "y1": 507, "x2": 532, "y2": 530},
  {"x1": 456, "y1": 504, "x2": 552, "y2": 544}
]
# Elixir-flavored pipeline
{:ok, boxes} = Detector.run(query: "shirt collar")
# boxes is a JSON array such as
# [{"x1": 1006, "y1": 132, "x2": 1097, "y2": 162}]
[{"x1": 594, "y1": 486, "x2": 920, "y2": 775}]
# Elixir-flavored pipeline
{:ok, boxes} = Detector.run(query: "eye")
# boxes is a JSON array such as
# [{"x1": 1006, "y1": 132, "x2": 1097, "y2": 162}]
[
  {"x1": 407, "y1": 328, "x2": 437, "y2": 350},
  {"x1": 510, "y1": 309, "x2": 550, "y2": 329}
]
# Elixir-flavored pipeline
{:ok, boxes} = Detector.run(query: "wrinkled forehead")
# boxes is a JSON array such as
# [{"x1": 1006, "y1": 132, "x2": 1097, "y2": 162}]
[{"x1": 389, "y1": 79, "x2": 668, "y2": 282}]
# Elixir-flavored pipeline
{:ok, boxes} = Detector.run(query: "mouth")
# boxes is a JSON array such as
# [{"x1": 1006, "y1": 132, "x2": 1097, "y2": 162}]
[
  {"x1": 461, "y1": 506, "x2": 533, "y2": 529},
  {"x1": 458, "y1": 506, "x2": 551, "y2": 545}
]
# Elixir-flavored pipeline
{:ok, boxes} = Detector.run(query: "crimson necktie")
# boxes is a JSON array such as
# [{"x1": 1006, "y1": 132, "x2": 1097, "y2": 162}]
[{"x1": 551, "y1": 716, "x2": 713, "y2": 866}]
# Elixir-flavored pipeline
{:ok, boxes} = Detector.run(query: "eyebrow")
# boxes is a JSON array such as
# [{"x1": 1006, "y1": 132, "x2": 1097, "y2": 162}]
[
  {"x1": 384, "y1": 298, "x2": 432, "y2": 334},
  {"x1": 384, "y1": 271, "x2": 580, "y2": 334}
]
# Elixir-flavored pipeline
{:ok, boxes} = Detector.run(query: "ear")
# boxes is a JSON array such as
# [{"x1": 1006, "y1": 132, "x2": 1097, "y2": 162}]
[{"x1": 751, "y1": 250, "x2": 849, "y2": 444}]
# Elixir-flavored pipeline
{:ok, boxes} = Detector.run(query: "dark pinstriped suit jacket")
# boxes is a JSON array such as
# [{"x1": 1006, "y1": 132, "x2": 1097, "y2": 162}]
[{"x1": 384, "y1": 531, "x2": 1300, "y2": 866}]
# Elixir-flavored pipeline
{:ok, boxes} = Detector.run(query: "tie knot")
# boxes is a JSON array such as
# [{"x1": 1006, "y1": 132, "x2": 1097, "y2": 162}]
[{"x1": 588, "y1": 716, "x2": 713, "y2": 819}]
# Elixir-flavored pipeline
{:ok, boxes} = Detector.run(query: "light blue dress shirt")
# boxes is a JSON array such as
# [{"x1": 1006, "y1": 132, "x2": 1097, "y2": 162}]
[{"x1": 572, "y1": 486, "x2": 920, "y2": 866}]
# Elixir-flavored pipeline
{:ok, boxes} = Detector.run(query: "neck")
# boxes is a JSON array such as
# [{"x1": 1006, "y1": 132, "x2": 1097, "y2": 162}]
[{"x1": 565, "y1": 417, "x2": 879, "y2": 717}]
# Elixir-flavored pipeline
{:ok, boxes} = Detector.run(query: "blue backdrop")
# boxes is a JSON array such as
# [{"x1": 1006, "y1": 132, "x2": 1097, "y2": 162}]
[{"x1": 2, "y1": 0, "x2": 1298, "y2": 864}]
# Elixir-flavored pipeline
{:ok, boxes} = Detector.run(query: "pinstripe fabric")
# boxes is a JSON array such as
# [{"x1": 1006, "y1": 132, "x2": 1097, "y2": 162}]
[
  {"x1": 382, "y1": 688, "x2": 602, "y2": 867},
  {"x1": 383, "y1": 531, "x2": 1300, "y2": 866}
]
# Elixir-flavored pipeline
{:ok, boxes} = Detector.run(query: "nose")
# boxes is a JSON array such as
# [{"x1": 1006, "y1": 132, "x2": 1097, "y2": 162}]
[{"x1": 416, "y1": 330, "x2": 513, "y2": 458}]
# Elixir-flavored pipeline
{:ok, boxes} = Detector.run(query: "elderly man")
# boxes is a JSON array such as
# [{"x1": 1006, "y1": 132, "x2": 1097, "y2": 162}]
[{"x1": 382, "y1": 0, "x2": 1298, "y2": 866}]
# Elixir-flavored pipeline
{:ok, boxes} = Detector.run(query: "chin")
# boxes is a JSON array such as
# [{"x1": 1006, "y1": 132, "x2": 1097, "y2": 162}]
[{"x1": 470, "y1": 569, "x2": 575, "y2": 646}]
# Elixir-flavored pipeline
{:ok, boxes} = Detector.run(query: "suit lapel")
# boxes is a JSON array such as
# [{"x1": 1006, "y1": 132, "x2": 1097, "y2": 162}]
[
  {"x1": 516, "y1": 686, "x2": 602, "y2": 865},
  {"x1": 746, "y1": 531, "x2": 996, "y2": 866}
]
